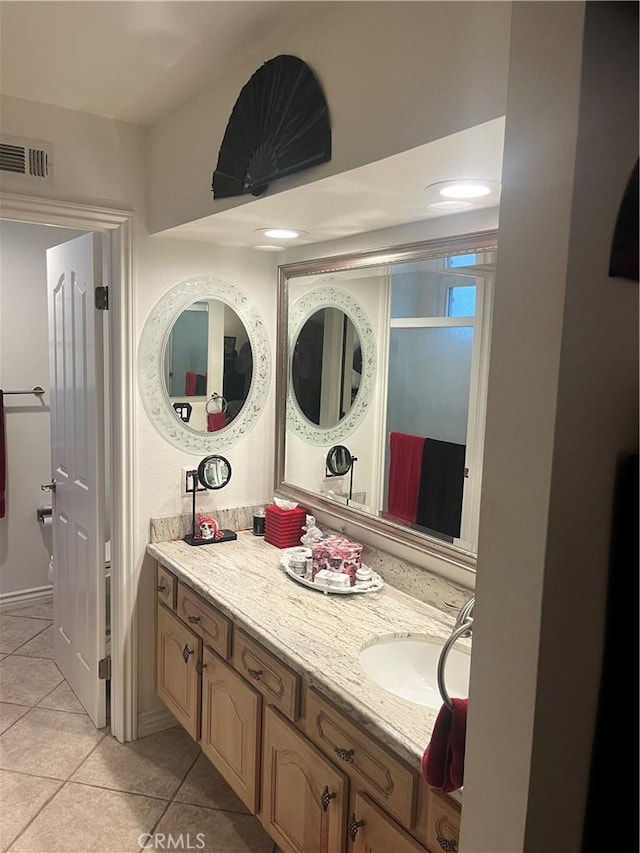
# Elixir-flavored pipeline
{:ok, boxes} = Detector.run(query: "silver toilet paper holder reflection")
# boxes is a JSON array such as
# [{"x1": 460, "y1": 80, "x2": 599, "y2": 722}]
[{"x1": 36, "y1": 506, "x2": 52, "y2": 524}]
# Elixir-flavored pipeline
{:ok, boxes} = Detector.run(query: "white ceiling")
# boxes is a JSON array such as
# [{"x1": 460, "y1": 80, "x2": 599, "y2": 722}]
[
  {"x1": 0, "y1": 1, "x2": 323, "y2": 125},
  {"x1": 0, "y1": 1, "x2": 504, "y2": 247},
  {"x1": 164, "y1": 118, "x2": 505, "y2": 248}
]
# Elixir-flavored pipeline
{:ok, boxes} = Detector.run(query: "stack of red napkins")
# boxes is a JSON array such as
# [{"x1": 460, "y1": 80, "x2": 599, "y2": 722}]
[{"x1": 264, "y1": 504, "x2": 307, "y2": 548}]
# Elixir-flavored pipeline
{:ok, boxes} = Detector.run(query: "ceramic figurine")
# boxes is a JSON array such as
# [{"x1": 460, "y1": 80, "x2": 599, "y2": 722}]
[
  {"x1": 300, "y1": 514, "x2": 324, "y2": 548},
  {"x1": 198, "y1": 513, "x2": 222, "y2": 541}
]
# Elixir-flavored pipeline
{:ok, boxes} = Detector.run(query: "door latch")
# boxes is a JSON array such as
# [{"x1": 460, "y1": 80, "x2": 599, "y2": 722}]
[{"x1": 40, "y1": 479, "x2": 57, "y2": 493}]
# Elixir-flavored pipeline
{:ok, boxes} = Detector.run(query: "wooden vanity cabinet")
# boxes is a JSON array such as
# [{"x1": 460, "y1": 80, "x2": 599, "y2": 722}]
[
  {"x1": 262, "y1": 706, "x2": 348, "y2": 853},
  {"x1": 156, "y1": 603, "x2": 201, "y2": 740},
  {"x1": 349, "y1": 793, "x2": 427, "y2": 853},
  {"x1": 200, "y1": 646, "x2": 262, "y2": 812},
  {"x1": 154, "y1": 562, "x2": 461, "y2": 853}
]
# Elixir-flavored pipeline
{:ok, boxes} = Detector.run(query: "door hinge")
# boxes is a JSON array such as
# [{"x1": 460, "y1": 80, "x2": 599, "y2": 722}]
[
  {"x1": 95, "y1": 285, "x2": 109, "y2": 310},
  {"x1": 98, "y1": 656, "x2": 111, "y2": 679},
  {"x1": 463, "y1": 467, "x2": 469, "y2": 478}
]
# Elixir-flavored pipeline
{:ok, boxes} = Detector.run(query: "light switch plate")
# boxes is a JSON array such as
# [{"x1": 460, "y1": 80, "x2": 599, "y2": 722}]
[{"x1": 182, "y1": 466, "x2": 205, "y2": 496}]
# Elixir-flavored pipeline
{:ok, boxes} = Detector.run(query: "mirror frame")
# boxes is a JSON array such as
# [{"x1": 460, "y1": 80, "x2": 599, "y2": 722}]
[
  {"x1": 138, "y1": 275, "x2": 271, "y2": 454},
  {"x1": 288, "y1": 285, "x2": 376, "y2": 444},
  {"x1": 275, "y1": 229, "x2": 498, "y2": 572}
]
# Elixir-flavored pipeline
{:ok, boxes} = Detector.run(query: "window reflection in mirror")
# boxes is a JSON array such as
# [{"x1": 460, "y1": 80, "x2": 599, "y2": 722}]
[
  {"x1": 277, "y1": 234, "x2": 497, "y2": 565},
  {"x1": 292, "y1": 308, "x2": 361, "y2": 427},
  {"x1": 163, "y1": 300, "x2": 253, "y2": 433}
]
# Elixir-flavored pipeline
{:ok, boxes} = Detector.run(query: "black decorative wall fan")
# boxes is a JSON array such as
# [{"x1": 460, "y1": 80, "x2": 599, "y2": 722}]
[{"x1": 212, "y1": 54, "x2": 331, "y2": 199}]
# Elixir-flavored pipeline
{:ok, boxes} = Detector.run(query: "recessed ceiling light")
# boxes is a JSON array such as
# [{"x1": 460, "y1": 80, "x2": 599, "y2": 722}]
[
  {"x1": 257, "y1": 227, "x2": 306, "y2": 240},
  {"x1": 253, "y1": 244, "x2": 286, "y2": 252},
  {"x1": 424, "y1": 179, "x2": 500, "y2": 204},
  {"x1": 428, "y1": 200, "x2": 475, "y2": 212},
  {"x1": 440, "y1": 182, "x2": 491, "y2": 199}
]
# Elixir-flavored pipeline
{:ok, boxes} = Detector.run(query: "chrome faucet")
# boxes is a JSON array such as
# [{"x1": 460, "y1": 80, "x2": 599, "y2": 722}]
[{"x1": 454, "y1": 596, "x2": 475, "y2": 636}]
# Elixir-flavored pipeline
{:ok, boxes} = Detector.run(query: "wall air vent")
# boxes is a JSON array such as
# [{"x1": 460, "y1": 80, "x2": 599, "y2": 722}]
[{"x1": 0, "y1": 136, "x2": 53, "y2": 183}]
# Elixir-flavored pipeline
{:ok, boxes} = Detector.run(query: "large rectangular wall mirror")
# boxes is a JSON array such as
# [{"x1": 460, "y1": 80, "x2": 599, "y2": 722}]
[{"x1": 275, "y1": 230, "x2": 497, "y2": 571}]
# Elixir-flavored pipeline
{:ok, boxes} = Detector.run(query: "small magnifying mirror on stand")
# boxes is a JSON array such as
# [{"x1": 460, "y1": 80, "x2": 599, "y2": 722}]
[
  {"x1": 184, "y1": 454, "x2": 238, "y2": 546},
  {"x1": 325, "y1": 445, "x2": 358, "y2": 504}
]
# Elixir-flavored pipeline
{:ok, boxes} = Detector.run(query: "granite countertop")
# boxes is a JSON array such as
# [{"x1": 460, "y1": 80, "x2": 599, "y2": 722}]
[{"x1": 147, "y1": 531, "x2": 469, "y2": 780}]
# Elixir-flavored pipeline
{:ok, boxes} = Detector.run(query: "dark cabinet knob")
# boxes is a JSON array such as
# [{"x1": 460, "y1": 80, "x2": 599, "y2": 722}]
[
  {"x1": 187, "y1": 615, "x2": 200, "y2": 624},
  {"x1": 247, "y1": 667, "x2": 263, "y2": 681},
  {"x1": 334, "y1": 747, "x2": 354, "y2": 763},
  {"x1": 156, "y1": 584, "x2": 166, "y2": 592},
  {"x1": 348, "y1": 814, "x2": 365, "y2": 841},
  {"x1": 182, "y1": 645, "x2": 194, "y2": 663},
  {"x1": 320, "y1": 786, "x2": 336, "y2": 812}
]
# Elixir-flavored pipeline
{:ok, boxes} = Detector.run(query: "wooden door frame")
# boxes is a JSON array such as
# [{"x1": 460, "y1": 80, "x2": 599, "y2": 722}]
[{"x1": 0, "y1": 191, "x2": 137, "y2": 743}]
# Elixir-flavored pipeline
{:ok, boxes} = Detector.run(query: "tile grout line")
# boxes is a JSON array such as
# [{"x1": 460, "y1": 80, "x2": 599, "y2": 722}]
[
  {"x1": 145, "y1": 747, "x2": 203, "y2": 842},
  {"x1": 2, "y1": 773, "x2": 65, "y2": 852},
  {"x1": 0, "y1": 653, "x2": 65, "y2": 738},
  {"x1": 1, "y1": 619, "x2": 53, "y2": 656}
]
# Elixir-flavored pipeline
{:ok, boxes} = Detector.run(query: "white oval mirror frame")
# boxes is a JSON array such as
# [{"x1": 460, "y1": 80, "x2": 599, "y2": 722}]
[
  {"x1": 138, "y1": 275, "x2": 271, "y2": 454},
  {"x1": 287, "y1": 285, "x2": 376, "y2": 446}
]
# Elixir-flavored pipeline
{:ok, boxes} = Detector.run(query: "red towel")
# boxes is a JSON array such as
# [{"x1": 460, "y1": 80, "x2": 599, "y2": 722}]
[
  {"x1": 421, "y1": 698, "x2": 468, "y2": 793},
  {"x1": 387, "y1": 432, "x2": 425, "y2": 523},
  {"x1": 207, "y1": 411, "x2": 227, "y2": 432},
  {"x1": 0, "y1": 390, "x2": 5, "y2": 518},
  {"x1": 185, "y1": 372, "x2": 198, "y2": 395}
]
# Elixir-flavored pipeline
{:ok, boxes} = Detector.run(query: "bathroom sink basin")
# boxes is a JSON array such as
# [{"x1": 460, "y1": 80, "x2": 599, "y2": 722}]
[{"x1": 358, "y1": 634, "x2": 471, "y2": 709}]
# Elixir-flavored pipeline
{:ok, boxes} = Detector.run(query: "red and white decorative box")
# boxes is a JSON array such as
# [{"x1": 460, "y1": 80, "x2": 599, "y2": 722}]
[
  {"x1": 264, "y1": 504, "x2": 307, "y2": 549},
  {"x1": 311, "y1": 535, "x2": 364, "y2": 586}
]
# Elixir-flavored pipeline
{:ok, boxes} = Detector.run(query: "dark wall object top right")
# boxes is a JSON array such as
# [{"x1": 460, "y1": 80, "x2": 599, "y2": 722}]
[{"x1": 609, "y1": 159, "x2": 638, "y2": 282}]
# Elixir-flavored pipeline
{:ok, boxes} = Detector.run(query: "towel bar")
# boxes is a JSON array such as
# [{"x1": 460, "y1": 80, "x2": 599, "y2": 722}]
[
  {"x1": 3, "y1": 386, "x2": 45, "y2": 397},
  {"x1": 437, "y1": 620, "x2": 473, "y2": 711}
]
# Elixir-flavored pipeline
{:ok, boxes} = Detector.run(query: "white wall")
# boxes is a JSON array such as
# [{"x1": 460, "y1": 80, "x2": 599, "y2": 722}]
[
  {"x1": 147, "y1": 1, "x2": 511, "y2": 232},
  {"x1": 0, "y1": 221, "x2": 86, "y2": 600},
  {"x1": 462, "y1": 3, "x2": 638, "y2": 851}
]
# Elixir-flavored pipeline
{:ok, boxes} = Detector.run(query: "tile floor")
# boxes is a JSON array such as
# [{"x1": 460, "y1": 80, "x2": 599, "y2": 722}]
[{"x1": 0, "y1": 604, "x2": 276, "y2": 852}]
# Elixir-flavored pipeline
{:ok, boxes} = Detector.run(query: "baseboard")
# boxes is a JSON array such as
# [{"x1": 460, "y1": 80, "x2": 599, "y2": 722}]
[
  {"x1": 137, "y1": 704, "x2": 178, "y2": 739},
  {"x1": 0, "y1": 584, "x2": 53, "y2": 613}
]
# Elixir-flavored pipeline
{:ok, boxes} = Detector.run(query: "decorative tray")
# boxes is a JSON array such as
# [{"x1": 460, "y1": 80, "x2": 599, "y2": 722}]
[{"x1": 280, "y1": 548, "x2": 384, "y2": 595}]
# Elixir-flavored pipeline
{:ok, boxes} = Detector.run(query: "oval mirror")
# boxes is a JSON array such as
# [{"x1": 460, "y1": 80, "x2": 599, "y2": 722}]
[
  {"x1": 138, "y1": 275, "x2": 271, "y2": 454},
  {"x1": 326, "y1": 445, "x2": 354, "y2": 476},
  {"x1": 292, "y1": 309, "x2": 361, "y2": 427},
  {"x1": 287, "y1": 285, "x2": 375, "y2": 446},
  {"x1": 197, "y1": 454, "x2": 232, "y2": 490}
]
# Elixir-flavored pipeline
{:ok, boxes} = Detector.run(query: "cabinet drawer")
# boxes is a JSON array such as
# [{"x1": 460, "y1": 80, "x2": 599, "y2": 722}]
[
  {"x1": 156, "y1": 564, "x2": 176, "y2": 610},
  {"x1": 414, "y1": 785, "x2": 461, "y2": 853},
  {"x1": 233, "y1": 628, "x2": 300, "y2": 721},
  {"x1": 305, "y1": 688, "x2": 417, "y2": 828},
  {"x1": 177, "y1": 583, "x2": 231, "y2": 660}
]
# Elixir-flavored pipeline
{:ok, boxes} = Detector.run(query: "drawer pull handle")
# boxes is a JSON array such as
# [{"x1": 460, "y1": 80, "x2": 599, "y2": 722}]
[
  {"x1": 187, "y1": 615, "x2": 201, "y2": 624},
  {"x1": 156, "y1": 584, "x2": 167, "y2": 592},
  {"x1": 335, "y1": 747, "x2": 354, "y2": 763},
  {"x1": 436, "y1": 817, "x2": 459, "y2": 853},
  {"x1": 247, "y1": 667, "x2": 263, "y2": 681},
  {"x1": 348, "y1": 814, "x2": 365, "y2": 841},
  {"x1": 320, "y1": 786, "x2": 336, "y2": 812},
  {"x1": 182, "y1": 645, "x2": 194, "y2": 663}
]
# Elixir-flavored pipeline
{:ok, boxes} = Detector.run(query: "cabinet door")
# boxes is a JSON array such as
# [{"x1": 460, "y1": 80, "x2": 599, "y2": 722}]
[
  {"x1": 350, "y1": 793, "x2": 427, "y2": 853},
  {"x1": 156, "y1": 603, "x2": 201, "y2": 740},
  {"x1": 201, "y1": 647, "x2": 262, "y2": 813},
  {"x1": 263, "y1": 706, "x2": 348, "y2": 853}
]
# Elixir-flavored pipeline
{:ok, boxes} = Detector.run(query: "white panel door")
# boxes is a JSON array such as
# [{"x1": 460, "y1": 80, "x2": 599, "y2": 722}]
[{"x1": 47, "y1": 233, "x2": 106, "y2": 729}]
